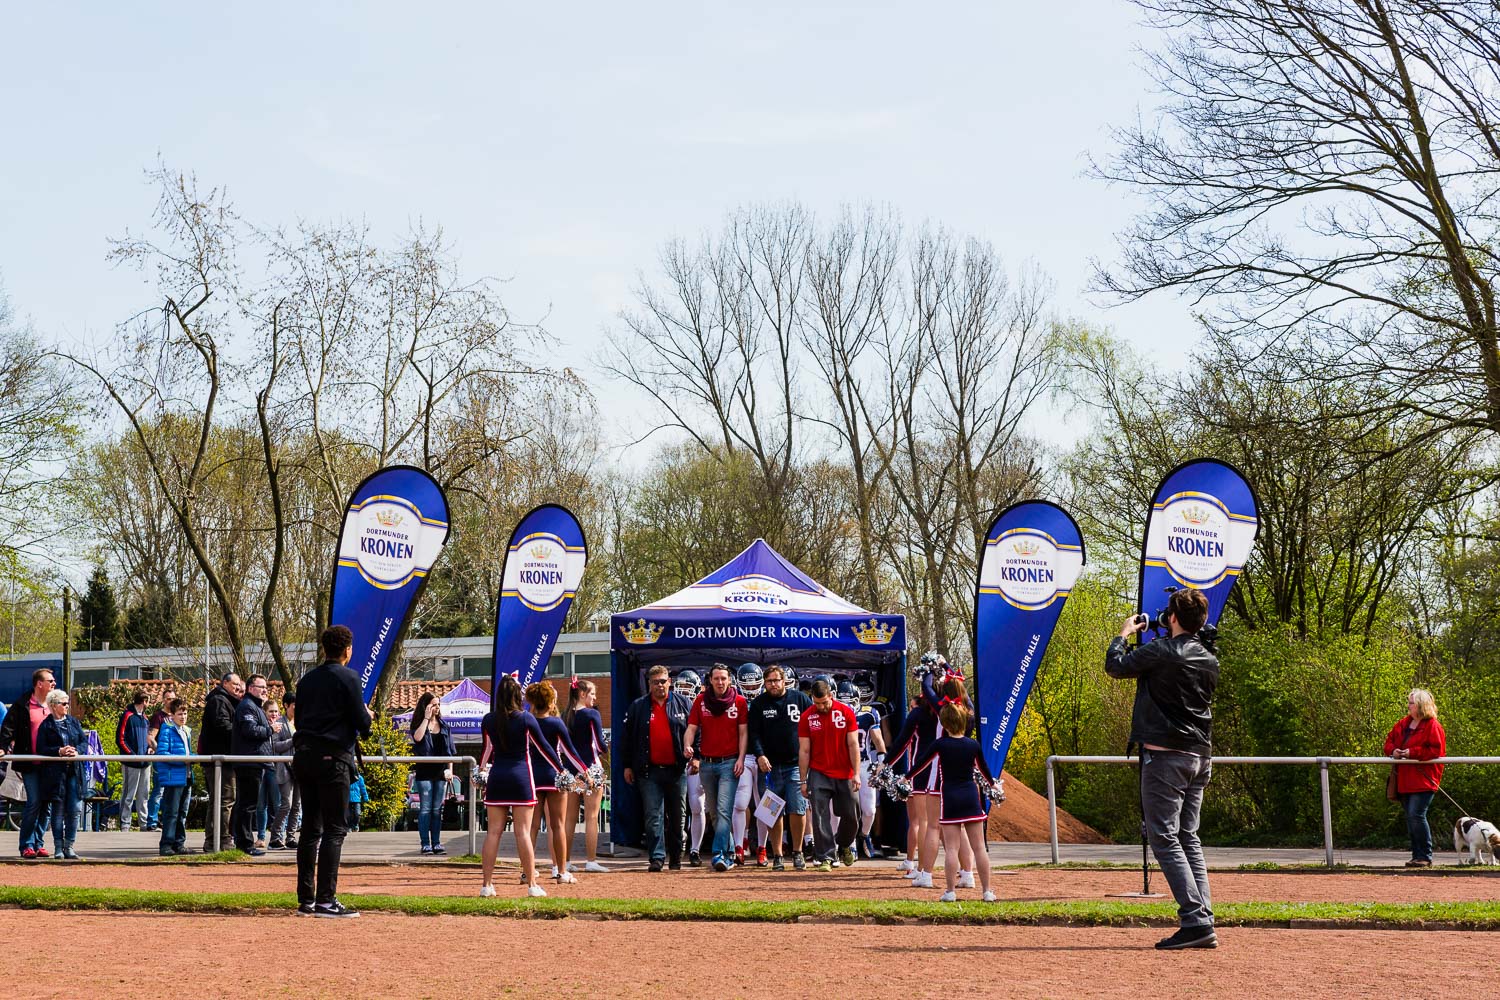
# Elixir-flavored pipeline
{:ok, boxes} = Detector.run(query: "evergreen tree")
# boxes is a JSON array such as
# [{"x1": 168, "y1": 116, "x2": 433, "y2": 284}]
[
  {"x1": 75, "y1": 565, "x2": 123, "y2": 651},
  {"x1": 122, "y1": 582, "x2": 179, "y2": 650}
]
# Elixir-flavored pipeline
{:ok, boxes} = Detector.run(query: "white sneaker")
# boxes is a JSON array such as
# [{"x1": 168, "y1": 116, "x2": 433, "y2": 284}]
[
  {"x1": 982, "y1": 890, "x2": 997, "y2": 902},
  {"x1": 479, "y1": 884, "x2": 496, "y2": 898},
  {"x1": 898, "y1": 859, "x2": 915, "y2": 874},
  {"x1": 557, "y1": 871, "x2": 578, "y2": 884},
  {"x1": 911, "y1": 871, "x2": 933, "y2": 888},
  {"x1": 527, "y1": 884, "x2": 548, "y2": 898},
  {"x1": 830, "y1": 859, "x2": 842, "y2": 868},
  {"x1": 567, "y1": 862, "x2": 582, "y2": 873},
  {"x1": 584, "y1": 861, "x2": 608, "y2": 873},
  {"x1": 551, "y1": 866, "x2": 559, "y2": 879},
  {"x1": 939, "y1": 890, "x2": 957, "y2": 902},
  {"x1": 904, "y1": 867, "x2": 920, "y2": 880},
  {"x1": 956, "y1": 870, "x2": 975, "y2": 889}
]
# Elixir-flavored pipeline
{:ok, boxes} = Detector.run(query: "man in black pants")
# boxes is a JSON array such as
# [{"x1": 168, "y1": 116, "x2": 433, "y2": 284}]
[
  {"x1": 1106, "y1": 587, "x2": 1220, "y2": 951},
  {"x1": 292, "y1": 625, "x2": 371, "y2": 917},
  {"x1": 230, "y1": 674, "x2": 273, "y2": 855}
]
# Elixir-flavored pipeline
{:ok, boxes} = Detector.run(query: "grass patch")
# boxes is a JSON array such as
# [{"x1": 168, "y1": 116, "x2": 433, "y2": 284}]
[{"x1": 2, "y1": 885, "x2": 1497, "y2": 929}]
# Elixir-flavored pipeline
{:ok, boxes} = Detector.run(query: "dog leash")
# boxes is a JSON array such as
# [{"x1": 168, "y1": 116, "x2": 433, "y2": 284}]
[{"x1": 1435, "y1": 785, "x2": 1472, "y2": 817}]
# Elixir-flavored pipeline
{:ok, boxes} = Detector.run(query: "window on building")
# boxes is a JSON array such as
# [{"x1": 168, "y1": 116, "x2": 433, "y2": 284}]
[{"x1": 574, "y1": 653, "x2": 610, "y2": 676}]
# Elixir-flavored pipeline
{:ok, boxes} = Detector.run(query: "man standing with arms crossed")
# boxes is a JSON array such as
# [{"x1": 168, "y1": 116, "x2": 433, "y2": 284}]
[
  {"x1": 1106, "y1": 587, "x2": 1220, "y2": 950},
  {"x1": 798, "y1": 679, "x2": 860, "y2": 872},
  {"x1": 748, "y1": 664, "x2": 812, "y2": 870},
  {"x1": 292, "y1": 625, "x2": 371, "y2": 917}
]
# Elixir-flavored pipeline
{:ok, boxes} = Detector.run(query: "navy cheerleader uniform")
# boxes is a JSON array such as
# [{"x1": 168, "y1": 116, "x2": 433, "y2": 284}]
[
  {"x1": 532, "y1": 714, "x2": 588, "y2": 792},
  {"x1": 890, "y1": 703, "x2": 944, "y2": 795},
  {"x1": 482, "y1": 710, "x2": 564, "y2": 807},
  {"x1": 568, "y1": 706, "x2": 608, "y2": 769},
  {"x1": 910, "y1": 735, "x2": 994, "y2": 824}
]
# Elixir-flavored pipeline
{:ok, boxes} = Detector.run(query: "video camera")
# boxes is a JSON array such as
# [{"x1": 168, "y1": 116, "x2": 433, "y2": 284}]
[{"x1": 1133, "y1": 586, "x2": 1219, "y2": 653}]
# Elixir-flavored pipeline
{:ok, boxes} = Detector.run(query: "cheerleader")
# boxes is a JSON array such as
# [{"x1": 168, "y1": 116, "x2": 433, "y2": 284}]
[
  {"x1": 908, "y1": 702, "x2": 997, "y2": 901},
  {"x1": 674, "y1": 670, "x2": 707, "y2": 864},
  {"x1": 734, "y1": 663, "x2": 769, "y2": 865},
  {"x1": 889, "y1": 662, "x2": 945, "y2": 888},
  {"x1": 562, "y1": 678, "x2": 609, "y2": 874},
  {"x1": 525, "y1": 681, "x2": 590, "y2": 883},
  {"x1": 919, "y1": 667, "x2": 980, "y2": 887},
  {"x1": 480, "y1": 675, "x2": 567, "y2": 898}
]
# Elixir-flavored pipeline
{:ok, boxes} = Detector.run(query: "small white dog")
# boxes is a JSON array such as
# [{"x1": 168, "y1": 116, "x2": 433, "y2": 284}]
[{"x1": 1453, "y1": 816, "x2": 1500, "y2": 865}]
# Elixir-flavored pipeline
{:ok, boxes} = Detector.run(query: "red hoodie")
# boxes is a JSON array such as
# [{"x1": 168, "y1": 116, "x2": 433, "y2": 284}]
[{"x1": 1383, "y1": 716, "x2": 1446, "y2": 794}]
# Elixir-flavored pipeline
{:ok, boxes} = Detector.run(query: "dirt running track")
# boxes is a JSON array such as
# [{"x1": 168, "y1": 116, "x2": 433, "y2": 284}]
[
  {"x1": 0, "y1": 912, "x2": 1491, "y2": 999},
  {"x1": 2, "y1": 861, "x2": 1498, "y2": 903}
]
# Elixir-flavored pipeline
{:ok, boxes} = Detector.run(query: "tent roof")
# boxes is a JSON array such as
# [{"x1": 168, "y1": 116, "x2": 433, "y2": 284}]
[{"x1": 611, "y1": 539, "x2": 905, "y2": 661}]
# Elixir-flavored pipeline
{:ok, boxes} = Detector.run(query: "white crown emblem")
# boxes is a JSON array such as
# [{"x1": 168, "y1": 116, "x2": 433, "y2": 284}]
[{"x1": 375, "y1": 509, "x2": 402, "y2": 527}]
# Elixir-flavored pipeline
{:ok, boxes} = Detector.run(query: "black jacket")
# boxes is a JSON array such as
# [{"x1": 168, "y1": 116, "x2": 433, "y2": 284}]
[
  {"x1": 231, "y1": 693, "x2": 274, "y2": 769},
  {"x1": 0, "y1": 693, "x2": 43, "y2": 772},
  {"x1": 623, "y1": 692, "x2": 691, "y2": 774},
  {"x1": 1105, "y1": 634, "x2": 1219, "y2": 755},
  {"x1": 748, "y1": 689, "x2": 812, "y2": 765},
  {"x1": 198, "y1": 684, "x2": 239, "y2": 755},
  {"x1": 292, "y1": 660, "x2": 373, "y2": 763}
]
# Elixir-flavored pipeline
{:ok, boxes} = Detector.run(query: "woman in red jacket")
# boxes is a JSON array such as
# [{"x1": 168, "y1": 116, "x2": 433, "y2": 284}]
[{"x1": 1383, "y1": 688, "x2": 1446, "y2": 868}]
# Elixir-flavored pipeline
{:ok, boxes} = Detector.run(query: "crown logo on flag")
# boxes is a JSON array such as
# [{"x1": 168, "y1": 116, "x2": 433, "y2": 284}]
[
  {"x1": 1012, "y1": 539, "x2": 1041, "y2": 557},
  {"x1": 619, "y1": 618, "x2": 664, "y2": 645},
  {"x1": 1182, "y1": 504, "x2": 1211, "y2": 525},
  {"x1": 530, "y1": 543, "x2": 554, "y2": 561},
  {"x1": 852, "y1": 618, "x2": 895, "y2": 645},
  {"x1": 374, "y1": 509, "x2": 402, "y2": 527},
  {"x1": 741, "y1": 579, "x2": 772, "y2": 592}
]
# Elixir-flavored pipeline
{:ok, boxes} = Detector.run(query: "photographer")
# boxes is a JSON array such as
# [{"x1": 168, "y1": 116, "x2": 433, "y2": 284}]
[{"x1": 1106, "y1": 587, "x2": 1219, "y2": 951}]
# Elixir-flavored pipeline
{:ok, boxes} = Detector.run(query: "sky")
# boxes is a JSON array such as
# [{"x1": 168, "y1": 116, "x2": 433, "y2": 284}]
[{"x1": 0, "y1": 2, "x2": 1193, "y2": 461}]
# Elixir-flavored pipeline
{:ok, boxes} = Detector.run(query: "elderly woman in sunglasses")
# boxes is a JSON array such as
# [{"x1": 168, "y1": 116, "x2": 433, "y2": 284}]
[{"x1": 37, "y1": 688, "x2": 89, "y2": 860}]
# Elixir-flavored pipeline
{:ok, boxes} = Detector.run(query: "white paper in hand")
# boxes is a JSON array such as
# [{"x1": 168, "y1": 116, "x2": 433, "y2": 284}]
[{"x1": 753, "y1": 787, "x2": 785, "y2": 827}]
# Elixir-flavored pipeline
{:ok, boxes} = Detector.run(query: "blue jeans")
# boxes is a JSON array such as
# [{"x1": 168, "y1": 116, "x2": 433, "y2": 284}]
[
  {"x1": 698, "y1": 758, "x2": 737, "y2": 860},
  {"x1": 637, "y1": 765, "x2": 685, "y2": 862},
  {"x1": 19, "y1": 771, "x2": 51, "y2": 852},
  {"x1": 48, "y1": 772, "x2": 82, "y2": 851},
  {"x1": 414, "y1": 778, "x2": 444, "y2": 848},
  {"x1": 1142, "y1": 749, "x2": 1214, "y2": 929},
  {"x1": 1402, "y1": 791, "x2": 1435, "y2": 862},
  {"x1": 766, "y1": 764, "x2": 807, "y2": 815},
  {"x1": 147, "y1": 779, "x2": 164, "y2": 827},
  {"x1": 158, "y1": 784, "x2": 190, "y2": 852},
  {"x1": 256, "y1": 770, "x2": 281, "y2": 840}
]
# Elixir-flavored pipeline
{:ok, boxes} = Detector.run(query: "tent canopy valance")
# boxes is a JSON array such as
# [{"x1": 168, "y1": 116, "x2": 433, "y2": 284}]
[{"x1": 610, "y1": 539, "x2": 906, "y2": 666}]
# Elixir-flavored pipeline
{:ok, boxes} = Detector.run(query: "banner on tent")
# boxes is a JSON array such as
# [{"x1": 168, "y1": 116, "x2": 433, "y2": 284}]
[
  {"x1": 975, "y1": 500, "x2": 1085, "y2": 778},
  {"x1": 1139, "y1": 458, "x2": 1258, "y2": 629},
  {"x1": 329, "y1": 465, "x2": 452, "y2": 703},
  {"x1": 493, "y1": 504, "x2": 588, "y2": 689}
]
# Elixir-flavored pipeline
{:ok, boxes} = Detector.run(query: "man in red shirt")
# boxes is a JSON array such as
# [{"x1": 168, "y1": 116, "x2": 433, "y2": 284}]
[
  {"x1": 623, "y1": 664, "x2": 692, "y2": 872},
  {"x1": 798, "y1": 679, "x2": 860, "y2": 871},
  {"x1": 683, "y1": 663, "x2": 748, "y2": 872}
]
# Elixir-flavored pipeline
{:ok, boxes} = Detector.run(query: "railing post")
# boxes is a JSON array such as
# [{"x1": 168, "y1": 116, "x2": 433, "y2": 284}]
[
  {"x1": 1046, "y1": 756, "x2": 1060, "y2": 864},
  {"x1": 211, "y1": 758, "x2": 222, "y2": 853},
  {"x1": 1319, "y1": 758, "x2": 1334, "y2": 867},
  {"x1": 468, "y1": 758, "x2": 479, "y2": 858}
]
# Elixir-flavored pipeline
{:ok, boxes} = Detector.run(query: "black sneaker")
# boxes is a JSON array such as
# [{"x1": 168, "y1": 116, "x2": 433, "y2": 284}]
[
  {"x1": 1155, "y1": 926, "x2": 1217, "y2": 950},
  {"x1": 688, "y1": 851, "x2": 701, "y2": 867},
  {"x1": 314, "y1": 900, "x2": 360, "y2": 918},
  {"x1": 668, "y1": 856, "x2": 682, "y2": 871},
  {"x1": 431, "y1": 844, "x2": 446, "y2": 855},
  {"x1": 792, "y1": 852, "x2": 806, "y2": 871},
  {"x1": 648, "y1": 858, "x2": 664, "y2": 873},
  {"x1": 296, "y1": 901, "x2": 317, "y2": 916},
  {"x1": 268, "y1": 840, "x2": 285, "y2": 851},
  {"x1": 771, "y1": 855, "x2": 785, "y2": 872}
]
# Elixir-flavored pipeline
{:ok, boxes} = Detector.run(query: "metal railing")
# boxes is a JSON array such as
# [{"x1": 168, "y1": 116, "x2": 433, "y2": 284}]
[
  {"x1": 1044, "y1": 754, "x2": 1500, "y2": 867},
  {"x1": 1, "y1": 753, "x2": 481, "y2": 856}
]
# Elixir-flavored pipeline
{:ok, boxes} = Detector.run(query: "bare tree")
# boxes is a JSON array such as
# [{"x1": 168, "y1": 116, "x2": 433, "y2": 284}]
[{"x1": 1095, "y1": 0, "x2": 1500, "y2": 442}]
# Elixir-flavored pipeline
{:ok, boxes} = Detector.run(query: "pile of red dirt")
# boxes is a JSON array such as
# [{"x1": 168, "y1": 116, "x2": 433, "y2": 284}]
[{"x1": 986, "y1": 770, "x2": 1110, "y2": 844}]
